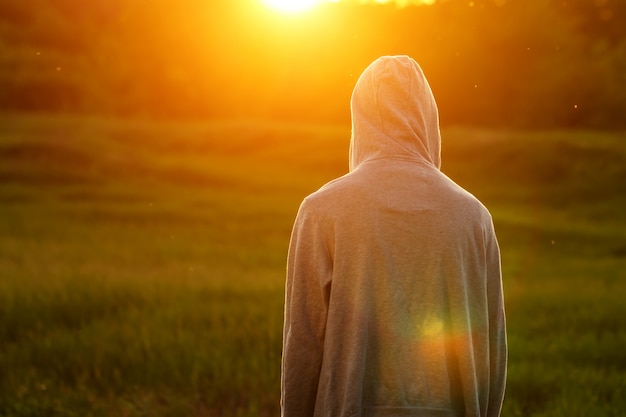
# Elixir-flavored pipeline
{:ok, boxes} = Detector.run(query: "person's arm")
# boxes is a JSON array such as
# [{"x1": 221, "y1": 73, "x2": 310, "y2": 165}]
[
  {"x1": 486, "y1": 218, "x2": 507, "y2": 416},
  {"x1": 281, "y1": 199, "x2": 332, "y2": 417}
]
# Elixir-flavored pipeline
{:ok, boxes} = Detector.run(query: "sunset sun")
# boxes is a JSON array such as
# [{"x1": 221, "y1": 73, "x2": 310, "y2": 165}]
[{"x1": 262, "y1": 0, "x2": 322, "y2": 14}]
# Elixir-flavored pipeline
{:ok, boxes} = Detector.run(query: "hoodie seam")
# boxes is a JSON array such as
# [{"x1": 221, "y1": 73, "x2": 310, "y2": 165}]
[{"x1": 359, "y1": 155, "x2": 438, "y2": 169}]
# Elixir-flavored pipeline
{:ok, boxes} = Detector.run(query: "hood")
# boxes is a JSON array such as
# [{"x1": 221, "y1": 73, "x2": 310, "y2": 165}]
[{"x1": 349, "y1": 55, "x2": 441, "y2": 171}]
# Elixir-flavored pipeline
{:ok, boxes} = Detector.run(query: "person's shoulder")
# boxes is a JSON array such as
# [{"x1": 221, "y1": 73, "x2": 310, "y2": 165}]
[
  {"x1": 440, "y1": 171, "x2": 493, "y2": 218},
  {"x1": 305, "y1": 172, "x2": 354, "y2": 201},
  {"x1": 300, "y1": 171, "x2": 359, "y2": 213}
]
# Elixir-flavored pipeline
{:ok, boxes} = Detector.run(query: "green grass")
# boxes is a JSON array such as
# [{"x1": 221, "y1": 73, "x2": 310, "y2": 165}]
[{"x1": 0, "y1": 114, "x2": 625, "y2": 416}]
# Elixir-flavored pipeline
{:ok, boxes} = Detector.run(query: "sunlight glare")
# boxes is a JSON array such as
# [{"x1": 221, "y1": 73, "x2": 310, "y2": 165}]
[
  {"x1": 261, "y1": 0, "x2": 437, "y2": 13},
  {"x1": 358, "y1": 0, "x2": 437, "y2": 5},
  {"x1": 262, "y1": 0, "x2": 323, "y2": 14}
]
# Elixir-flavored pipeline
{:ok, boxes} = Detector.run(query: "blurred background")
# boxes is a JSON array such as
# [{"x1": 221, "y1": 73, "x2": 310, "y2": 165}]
[{"x1": 1, "y1": 0, "x2": 625, "y2": 128}]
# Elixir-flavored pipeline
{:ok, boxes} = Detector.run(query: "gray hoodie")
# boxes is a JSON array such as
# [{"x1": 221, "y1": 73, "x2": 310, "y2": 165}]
[{"x1": 281, "y1": 55, "x2": 507, "y2": 417}]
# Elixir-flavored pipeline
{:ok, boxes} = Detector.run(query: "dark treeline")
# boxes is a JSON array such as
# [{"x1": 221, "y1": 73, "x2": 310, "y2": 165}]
[{"x1": 0, "y1": 0, "x2": 625, "y2": 128}]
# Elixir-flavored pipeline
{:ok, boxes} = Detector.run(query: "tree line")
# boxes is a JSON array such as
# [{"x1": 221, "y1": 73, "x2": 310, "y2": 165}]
[{"x1": 0, "y1": 0, "x2": 624, "y2": 128}]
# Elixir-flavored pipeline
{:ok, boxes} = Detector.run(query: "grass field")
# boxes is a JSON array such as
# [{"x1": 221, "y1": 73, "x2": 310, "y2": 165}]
[{"x1": 0, "y1": 114, "x2": 625, "y2": 416}]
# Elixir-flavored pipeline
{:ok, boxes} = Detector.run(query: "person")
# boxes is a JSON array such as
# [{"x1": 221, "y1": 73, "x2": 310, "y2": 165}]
[{"x1": 281, "y1": 55, "x2": 507, "y2": 417}]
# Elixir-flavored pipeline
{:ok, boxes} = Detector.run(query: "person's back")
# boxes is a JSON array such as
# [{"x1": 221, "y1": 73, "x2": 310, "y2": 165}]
[{"x1": 281, "y1": 56, "x2": 507, "y2": 417}]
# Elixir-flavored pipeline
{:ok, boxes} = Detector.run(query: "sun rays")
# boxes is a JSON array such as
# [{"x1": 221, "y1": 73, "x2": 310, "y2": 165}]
[{"x1": 261, "y1": 0, "x2": 437, "y2": 14}]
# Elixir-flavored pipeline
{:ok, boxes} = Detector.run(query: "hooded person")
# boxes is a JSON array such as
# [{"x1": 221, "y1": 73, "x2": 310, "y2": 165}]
[{"x1": 281, "y1": 55, "x2": 507, "y2": 417}]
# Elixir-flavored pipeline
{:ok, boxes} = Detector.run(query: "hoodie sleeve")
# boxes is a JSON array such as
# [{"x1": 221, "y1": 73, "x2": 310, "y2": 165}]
[
  {"x1": 281, "y1": 199, "x2": 332, "y2": 417},
  {"x1": 486, "y1": 218, "x2": 507, "y2": 417}
]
